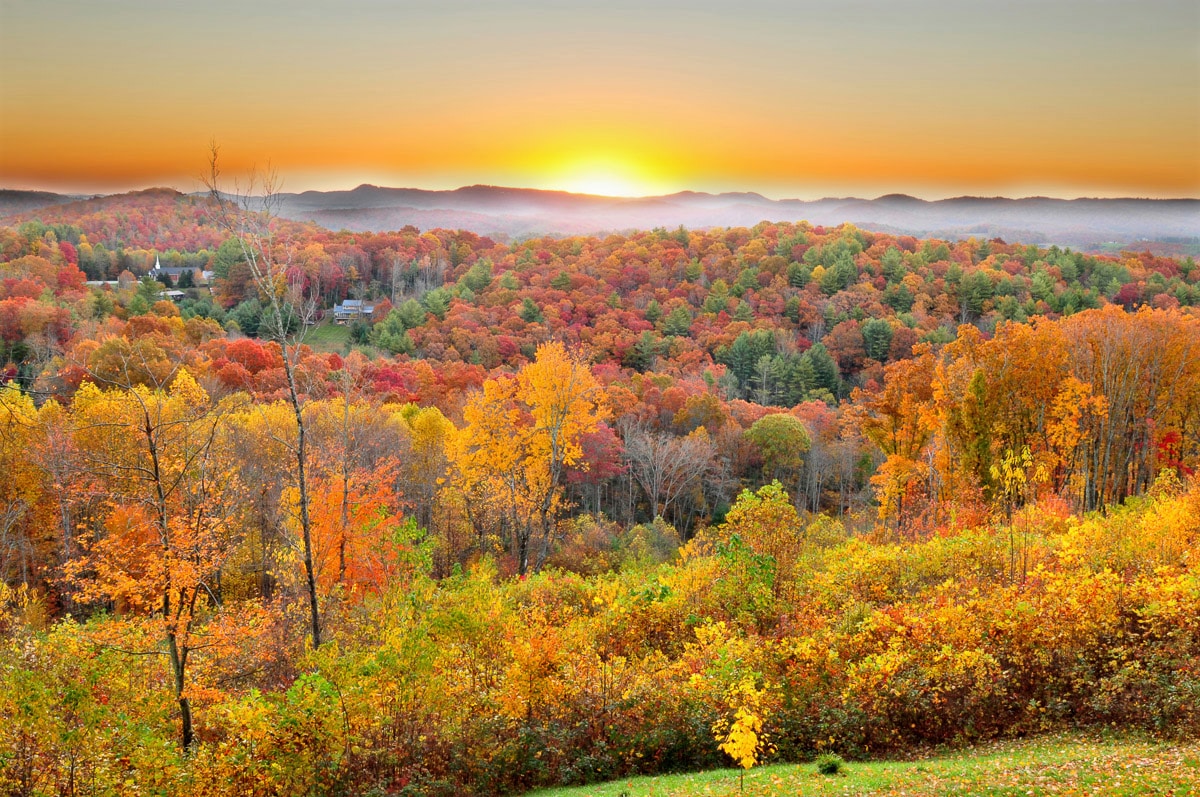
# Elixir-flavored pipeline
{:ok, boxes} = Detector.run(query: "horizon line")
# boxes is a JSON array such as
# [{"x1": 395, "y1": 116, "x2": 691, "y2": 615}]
[{"x1": 3, "y1": 182, "x2": 1198, "y2": 205}]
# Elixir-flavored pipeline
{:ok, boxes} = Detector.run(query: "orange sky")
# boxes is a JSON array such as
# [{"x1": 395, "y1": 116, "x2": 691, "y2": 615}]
[{"x1": 2, "y1": 0, "x2": 1198, "y2": 198}]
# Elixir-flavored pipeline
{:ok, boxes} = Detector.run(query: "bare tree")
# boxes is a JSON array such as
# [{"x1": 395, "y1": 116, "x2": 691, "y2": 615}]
[
  {"x1": 203, "y1": 147, "x2": 324, "y2": 648},
  {"x1": 622, "y1": 422, "x2": 720, "y2": 532}
]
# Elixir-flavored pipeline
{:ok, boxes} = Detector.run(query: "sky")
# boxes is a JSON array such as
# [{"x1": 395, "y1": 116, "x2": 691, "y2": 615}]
[{"x1": 1, "y1": 0, "x2": 1198, "y2": 199}]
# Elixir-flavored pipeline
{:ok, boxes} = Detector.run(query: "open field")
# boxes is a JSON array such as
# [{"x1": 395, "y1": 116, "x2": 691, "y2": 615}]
[{"x1": 301, "y1": 321, "x2": 351, "y2": 352}]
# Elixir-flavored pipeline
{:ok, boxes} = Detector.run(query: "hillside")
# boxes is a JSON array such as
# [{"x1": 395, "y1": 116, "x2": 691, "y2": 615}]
[{"x1": 0, "y1": 189, "x2": 85, "y2": 217}]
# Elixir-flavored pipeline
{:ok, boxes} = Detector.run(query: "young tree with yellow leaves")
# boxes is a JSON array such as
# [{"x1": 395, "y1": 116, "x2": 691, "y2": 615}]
[{"x1": 713, "y1": 676, "x2": 773, "y2": 792}]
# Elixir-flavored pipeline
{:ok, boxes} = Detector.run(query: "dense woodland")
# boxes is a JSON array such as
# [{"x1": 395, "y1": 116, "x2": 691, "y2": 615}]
[{"x1": 0, "y1": 189, "x2": 1198, "y2": 795}]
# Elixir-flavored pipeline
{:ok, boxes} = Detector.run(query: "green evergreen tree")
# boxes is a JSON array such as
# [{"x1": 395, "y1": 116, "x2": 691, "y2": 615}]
[
  {"x1": 371, "y1": 309, "x2": 416, "y2": 354},
  {"x1": 881, "y1": 246, "x2": 905, "y2": 284},
  {"x1": 519, "y1": 297, "x2": 544, "y2": 323},
  {"x1": 861, "y1": 318, "x2": 894, "y2": 361},
  {"x1": 397, "y1": 298, "x2": 427, "y2": 329},
  {"x1": 644, "y1": 299, "x2": 662, "y2": 324},
  {"x1": 421, "y1": 287, "x2": 451, "y2": 319},
  {"x1": 662, "y1": 305, "x2": 693, "y2": 337},
  {"x1": 801, "y1": 343, "x2": 839, "y2": 398}
]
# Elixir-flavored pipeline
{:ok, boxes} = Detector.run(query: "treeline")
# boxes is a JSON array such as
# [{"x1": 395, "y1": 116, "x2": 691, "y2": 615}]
[{"x1": 2, "y1": 305, "x2": 1196, "y2": 595}]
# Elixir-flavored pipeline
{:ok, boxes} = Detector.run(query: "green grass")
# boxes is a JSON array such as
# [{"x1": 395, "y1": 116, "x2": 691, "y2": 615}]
[
  {"x1": 527, "y1": 732, "x2": 1199, "y2": 796},
  {"x1": 301, "y1": 321, "x2": 351, "y2": 352}
]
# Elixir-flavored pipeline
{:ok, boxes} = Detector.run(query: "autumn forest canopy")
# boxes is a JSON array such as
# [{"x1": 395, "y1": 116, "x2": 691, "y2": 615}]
[{"x1": 1, "y1": 187, "x2": 1198, "y2": 795}]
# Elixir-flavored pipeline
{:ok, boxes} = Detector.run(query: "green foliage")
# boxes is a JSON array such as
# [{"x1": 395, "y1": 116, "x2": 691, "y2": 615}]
[
  {"x1": 745, "y1": 415, "x2": 810, "y2": 480},
  {"x1": 389, "y1": 297, "x2": 423, "y2": 330},
  {"x1": 623, "y1": 330, "x2": 663, "y2": 371},
  {"x1": 662, "y1": 305, "x2": 692, "y2": 337},
  {"x1": 349, "y1": 319, "x2": 371, "y2": 345},
  {"x1": 820, "y1": 252, "x2": 857, "y2": 295},
  {"x1": 421, "y1": 287, "x2": 452, "y2": 319},
  {"x1": 644, "y1": 299, "x2": 662, "y2": 324},
  {"x1": 212, "y1": 237, "x2": 247, "y2": 280},
  {"x1": 801, "y1": 343, "x2": 839, "y2": 398},
  {"x1": 127, "y1": 293, "x2": 150, "y2": 316},
  {"x1": 860, "y1": 318, "x2": 894, "y2": 361},
  {"x1": 881, "y1": 246, "x2": 905, "y2": 283},
  {"x1": 372, "y1": 309, "x2": 416, "y2": 354},
  {"x1": 520, "y1": 296, "x2": 545, "y2": 323},
  {"x1": 704, "y1": 280, "x2": 731, "y2": 314},
  {"x1": 815, "y1": 753, "x2": 845, "y2": 775},
  {"x1": 461, "y1": 258, "x2": 494, "y2": 293},
  {"x1": 783, "y1": 296, "x2": 802, "y2": 323},
  {"x1": 720, "y1": 330, "x2": 776, "y2": 396}
]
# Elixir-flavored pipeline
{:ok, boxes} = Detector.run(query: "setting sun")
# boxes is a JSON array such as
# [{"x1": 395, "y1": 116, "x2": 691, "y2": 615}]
[{"x1": 542, "y1": 154, "x2": 664, "y2": 197}]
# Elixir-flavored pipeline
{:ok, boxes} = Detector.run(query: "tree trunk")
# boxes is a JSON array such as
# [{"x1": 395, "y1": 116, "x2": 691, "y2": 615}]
[{"x1": 290, "y1": 370, "x2": 322, "y2": 648}]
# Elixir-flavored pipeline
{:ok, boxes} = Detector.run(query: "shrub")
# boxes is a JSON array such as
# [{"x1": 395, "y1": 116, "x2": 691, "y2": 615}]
[{"x1": 815, "y1": 753, "x2": 845, "y2": 775}]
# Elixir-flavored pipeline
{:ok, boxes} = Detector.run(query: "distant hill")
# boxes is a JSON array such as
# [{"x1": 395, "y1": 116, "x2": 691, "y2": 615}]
[
  {"x1": 275, "y1": 185, "x2": 1200, "y2": 249},
  {"x1": 4, "y1": 184, "x2": 1197, "y2": 251},
  {"x1": 0, "y1": 189, "x2": 86, "y2": 217}
]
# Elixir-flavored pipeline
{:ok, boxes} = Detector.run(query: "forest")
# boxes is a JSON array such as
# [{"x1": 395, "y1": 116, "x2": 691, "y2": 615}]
[{"x1": 0, "y1": 188, "x2": 1198, "y2": 795}]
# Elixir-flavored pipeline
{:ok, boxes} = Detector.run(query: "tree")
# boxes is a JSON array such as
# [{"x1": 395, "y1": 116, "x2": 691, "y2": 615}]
[
  {"x1": 66, "y1": 371, "x2": 249, "y2": 750},
  {"x1": 371, "y1": 309, "x2": 415, "y2": 355},
  {"x1": 623, "y1": 423, "x2": 719, "y2": 528},
  {"x1": 205, "y1": 148, "x2": 324, "y2": 648},
  {"x1": 744, "y1": 413, "x2": 810, "y2": 491},
  {"x1": 396, "y1": 298, "x2": 427, "y2": 330},
  {"x1": 801, "y1": 343, "x2": 840, "y2": 399},
  {"x1": 662, "y1": 304, "x2": 692, "y2": 337},
  {"x1": 713, "y1": 676, "x2": 773, "y2": 792},
  {"x1": 850, "y1": 344, "x2": 938, "y2": 532},
  {"x1": 452, "y1": 342, "x2": 607, "y2": 574},
  {"x1": 518, "y1": 297, "x2": 544, "y2": 324},
  {"x1": 861, "y1": 318, "x2": 894, "y2": 362}
]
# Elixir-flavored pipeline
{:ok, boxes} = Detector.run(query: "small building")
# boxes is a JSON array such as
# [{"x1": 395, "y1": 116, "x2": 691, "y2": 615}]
[{"x1": 333, "y1": 299, "x2": 375, "y2": 324}]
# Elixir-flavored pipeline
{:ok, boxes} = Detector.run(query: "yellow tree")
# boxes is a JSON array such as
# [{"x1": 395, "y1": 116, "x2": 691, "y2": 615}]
[
  {"x1": 713, "y1": 676, "x2": 773, "y2": 792},
  {"x1": 848, "y1": 344, "x2": 938, "y2": 533},
  {"x1": 452, "y1": 342, "x2": 608, "y2": 574},
  {"x1": 66, "y1": 371, "x2": 253, "y2": 749},
  {"x1": 720, "y1": 482, "x2": 804, "y2": 599},
  {"x1": 0, "y1": 387, "x2": 45, "y2": 586}
]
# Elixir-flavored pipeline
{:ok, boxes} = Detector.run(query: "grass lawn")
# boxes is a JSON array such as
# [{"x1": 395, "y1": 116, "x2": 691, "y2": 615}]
[
  {"x1": 302, "y1": 322, "x2": 351, "y2": 352},
  {"x1": 527, "y1": 732, "x2": 1199, "y2": 796}
]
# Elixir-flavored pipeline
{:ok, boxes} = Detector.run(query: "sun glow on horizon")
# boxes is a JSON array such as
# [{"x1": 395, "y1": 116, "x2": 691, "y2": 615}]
[{"x1": 551, "y1": 156, "x2": 665, "y2": 198}]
